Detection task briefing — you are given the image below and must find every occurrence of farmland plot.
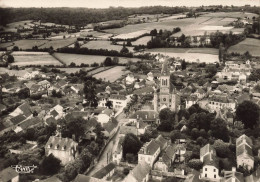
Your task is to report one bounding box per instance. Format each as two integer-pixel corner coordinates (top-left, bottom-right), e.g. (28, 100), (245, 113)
(53, 53), (141, 66)
(11, 51), (62, 66)
(112, 30), (150, 39)
(228, 38), (260, 57)
(146, 48), (219, 63)
(93, 66), (130, 82)
(39, 38), (77, 50)
(6, 39), (49, 50)
(81, 41), (123, 52)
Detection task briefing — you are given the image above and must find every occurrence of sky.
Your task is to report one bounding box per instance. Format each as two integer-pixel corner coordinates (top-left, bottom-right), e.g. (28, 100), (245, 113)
(0, 0), (259, 8)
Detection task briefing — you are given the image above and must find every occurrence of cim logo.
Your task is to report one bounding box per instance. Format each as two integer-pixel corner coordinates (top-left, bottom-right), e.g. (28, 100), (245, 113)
(11, 165), (37, 174)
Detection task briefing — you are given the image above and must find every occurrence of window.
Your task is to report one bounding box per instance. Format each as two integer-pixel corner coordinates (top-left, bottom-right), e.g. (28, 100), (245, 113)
(214, 169), (216, 172)
(205, 174), (207, 177)
(214, 175), (216, 178)
(205, 168), (207, 171)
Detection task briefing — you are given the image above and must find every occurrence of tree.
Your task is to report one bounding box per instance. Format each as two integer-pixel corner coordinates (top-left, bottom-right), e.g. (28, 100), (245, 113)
(104, 57), (113, 66)
(210, 118), (229, 142)
(126, 40), (132, 46)
(18, 88), (30, 99)
(105, 100), (113, 109)
(61, 117), (86, 141)
(122, 133), (142, 159)
(120, 43), (129, 54)
(187, 159), (203, 170)
(12, 46), (19, 51)
(83, 80), (98, 108)
(74, 41), (80, 49)
(213, 139), (231, 158)
(159, 108), (174, 121)
(236, 101), (260, 129)
(40, 154), (61, 175)
(7, 55), (14, 63)
(181, 60), (186, 70)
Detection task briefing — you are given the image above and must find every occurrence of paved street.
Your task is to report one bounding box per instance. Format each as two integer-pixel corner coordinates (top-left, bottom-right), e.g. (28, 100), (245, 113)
(87, 112), (127, 176)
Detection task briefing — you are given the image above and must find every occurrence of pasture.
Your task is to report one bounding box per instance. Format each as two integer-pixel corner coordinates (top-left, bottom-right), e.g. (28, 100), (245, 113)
(228, 38), (260, 57)
(4, 40), (48, 50)
(93, 66), (130, 82)
(112, 30), (150, 39)
(0, 42), (13, 49)
(11, 51), (62, 66)
(81, 40), (123, 52)
(105, 12), (246, 37)
(39, 38), (77, 50)
(131, 36), (152, 46)
(146, 48), (219, 63)
(53, 53), (141, 66)
(57, 67), (93, 73)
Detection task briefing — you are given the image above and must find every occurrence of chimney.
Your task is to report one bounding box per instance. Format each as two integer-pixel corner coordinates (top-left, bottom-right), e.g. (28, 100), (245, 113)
(232, 167), (236, 172)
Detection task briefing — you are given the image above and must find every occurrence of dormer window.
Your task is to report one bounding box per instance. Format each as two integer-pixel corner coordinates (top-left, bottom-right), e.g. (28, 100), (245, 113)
(55, 144), (59, 149)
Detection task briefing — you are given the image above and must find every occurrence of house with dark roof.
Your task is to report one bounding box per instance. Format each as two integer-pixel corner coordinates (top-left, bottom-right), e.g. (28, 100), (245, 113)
(92, 163), (116, 180)
(207, 93), (236, 112)
(9, 102), (32, 118)
(0, 167), (19, 182)
(138, 139), (160, 167)
(102, 118), (118, 138)
(45, 136), (78, 165)
(129, 110), (159, 124)
(199, 144), (220, 181)
(155, 135), (168, 151)
(123, 161), (150, 182)
(236, 134), (254, 170)
(14, 117), (42, 133)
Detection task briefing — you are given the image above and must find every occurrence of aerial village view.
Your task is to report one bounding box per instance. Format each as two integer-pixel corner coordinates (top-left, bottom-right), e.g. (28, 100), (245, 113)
(0, 0), (259, 181)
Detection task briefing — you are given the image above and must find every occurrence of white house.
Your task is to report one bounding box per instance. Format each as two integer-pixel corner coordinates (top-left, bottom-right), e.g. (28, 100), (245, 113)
(109, 94), (128, 111)
(199, 153), (220, 181)
(138, 139), (160, 167)
(186, 95), (198, 109)
(236, 134), (254, 170)
(207, 93), (236, 112)
(125, 73), (135, 85)
(45, 136), (78, 165)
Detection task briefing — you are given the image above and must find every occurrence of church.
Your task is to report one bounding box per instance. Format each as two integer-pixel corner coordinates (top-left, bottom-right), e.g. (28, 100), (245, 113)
(153, 59), (180, 112)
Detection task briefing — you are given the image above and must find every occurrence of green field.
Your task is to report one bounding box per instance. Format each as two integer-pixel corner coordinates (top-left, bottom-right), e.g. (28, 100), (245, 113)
(105, 12), (247, 37)
(2, 40), (48, 50)
(145, 48), (219, 63)
(81, 40), (123, 51)
(53, 53), (142, 65)
(39, 38), (77, 50)
(93, 66), (130, 82)
(228, 38), (260, 57)
(57, 67), (93, 73)
(11, 51), (62, 66)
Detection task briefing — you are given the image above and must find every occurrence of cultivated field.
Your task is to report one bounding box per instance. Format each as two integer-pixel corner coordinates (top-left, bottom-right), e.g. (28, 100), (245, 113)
(146, 48), (219, 63)
(201, 12), (259, 19)
(0, 42), (13, 49)
(105, 12), (247, 37)
(93, 66), (130, 82)
(81, 41), (123, 52)
(39, 38), (77, 50)
(4, 40), (48, 50)
(53, 53), (141, 65)
(131, 36), (152, 46)
(228, 38), (260, 57)
(112, 30), (150, 39)
(11, 51), (62, 66)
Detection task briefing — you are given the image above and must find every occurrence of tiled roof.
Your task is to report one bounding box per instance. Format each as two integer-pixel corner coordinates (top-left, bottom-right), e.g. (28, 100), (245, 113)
(0, 167), (19, 182)
(50, 109), (59, 118)
(200, 144), (215, 158)
(155, 135), (168, 150)
(19, 117), (41, 130)
(133, 86), (154, 95)
(18, 102), (32, 117)
(129, 110), (158, 121)
(30, 84), (41, 92)
(92, 163), (116, 179)
(139, 139), (160, 155)
(103, 118), (118, 133)
(165, 144), (177, 159)
(236, 144), (253, 158)
(110, 94), (127, 100)
(45, 136), (77, 152)
(57, 80), (67, 87)
(224, 170), (244, 182)
(129, 161), (150, 182)
(120, 126), (138, 135)
(10, 114), (26, 125)
(138, 120), (148, 129)
(236, 134), (253, 147)
(203, 153), (219, 169)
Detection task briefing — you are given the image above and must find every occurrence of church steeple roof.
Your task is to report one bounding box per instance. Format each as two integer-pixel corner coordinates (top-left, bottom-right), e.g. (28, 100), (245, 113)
(161, 58), (169, 75)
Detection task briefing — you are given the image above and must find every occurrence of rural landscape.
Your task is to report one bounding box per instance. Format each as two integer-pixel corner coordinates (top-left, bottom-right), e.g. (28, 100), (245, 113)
(0, 1), (260, 182)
